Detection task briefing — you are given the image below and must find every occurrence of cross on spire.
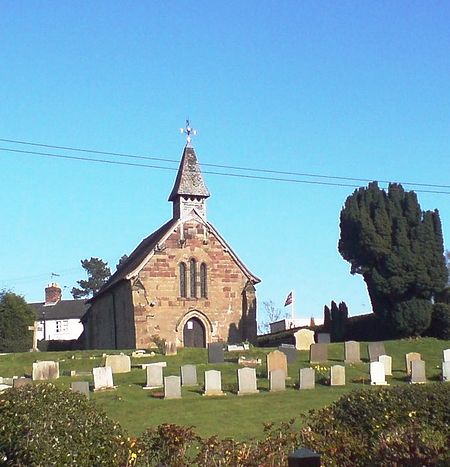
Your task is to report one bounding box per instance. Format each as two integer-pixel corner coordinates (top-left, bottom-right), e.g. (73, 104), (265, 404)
(180, 119), (197, 145)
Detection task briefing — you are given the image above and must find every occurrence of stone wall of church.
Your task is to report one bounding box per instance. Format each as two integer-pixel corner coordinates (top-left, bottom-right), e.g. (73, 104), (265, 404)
(132, 219), (257, 348)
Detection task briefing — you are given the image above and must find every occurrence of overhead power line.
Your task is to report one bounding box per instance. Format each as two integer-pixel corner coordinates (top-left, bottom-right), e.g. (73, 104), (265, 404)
(1, 137), (450, 194)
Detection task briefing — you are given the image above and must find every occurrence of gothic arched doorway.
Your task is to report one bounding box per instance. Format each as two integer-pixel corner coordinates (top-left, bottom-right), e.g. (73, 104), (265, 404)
(183, 317), (206, 348)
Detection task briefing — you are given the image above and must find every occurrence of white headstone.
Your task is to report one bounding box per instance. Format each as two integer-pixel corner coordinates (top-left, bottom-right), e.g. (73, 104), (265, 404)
(237, 367), (259, 395)
(269, 369), (286, 392)
(204, 370), (224, 396)
(93, 366), (114, 391)
(299, 368), (315, 390)
(442, 361), (450, 382)
(32, 361), (60, 381)
(330, 365), (345, 386)
(405, 352), (421, 376)
(443, 349), (450, 362)
(410, 360), (426, 384)
(294, 329), (315, 351)
(144, 363), (164, 389)
(378, 355), (392, 376)
(370, 361), (388, 385)
(181, 364), (198, 386)
(105, 354), (131, 374)
(164, 375), (181, 399)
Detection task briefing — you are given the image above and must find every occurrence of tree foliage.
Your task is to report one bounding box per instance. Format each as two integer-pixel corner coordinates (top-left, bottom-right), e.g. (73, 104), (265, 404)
(339, 182), (447, 336)
(115, 254), (129, 270)
(71, 257), (111, 299)
(0, 290), (35, 352)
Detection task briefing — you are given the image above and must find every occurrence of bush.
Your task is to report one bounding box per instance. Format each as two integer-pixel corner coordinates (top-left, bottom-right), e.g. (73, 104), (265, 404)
(387, 299), (433, 337)
(298, 384), (450, 466)
(0, 383), (130, 466)
(428, 303), (450, 339)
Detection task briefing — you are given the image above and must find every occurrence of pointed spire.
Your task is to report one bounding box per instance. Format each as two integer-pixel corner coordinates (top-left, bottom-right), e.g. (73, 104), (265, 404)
(169, 123), (210, 219)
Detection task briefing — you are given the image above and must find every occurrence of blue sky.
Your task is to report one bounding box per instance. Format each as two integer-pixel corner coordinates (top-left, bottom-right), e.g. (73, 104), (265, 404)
(0, 2), (449, 324)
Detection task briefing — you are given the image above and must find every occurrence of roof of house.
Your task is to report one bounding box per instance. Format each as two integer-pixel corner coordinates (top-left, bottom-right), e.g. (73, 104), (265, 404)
(30, 299), (88, 321)
(168, 144), (210, 201)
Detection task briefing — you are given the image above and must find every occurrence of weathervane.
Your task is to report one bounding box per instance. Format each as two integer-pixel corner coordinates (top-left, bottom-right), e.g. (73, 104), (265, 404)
(180, 119), (197, 145)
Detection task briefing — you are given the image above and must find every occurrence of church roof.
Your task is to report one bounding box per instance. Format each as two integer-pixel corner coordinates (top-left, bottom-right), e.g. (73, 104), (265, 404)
(168, 145), (210, 201)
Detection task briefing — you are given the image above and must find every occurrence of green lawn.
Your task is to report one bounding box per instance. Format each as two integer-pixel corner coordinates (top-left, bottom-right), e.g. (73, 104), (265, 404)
(0, 338), (448, 439)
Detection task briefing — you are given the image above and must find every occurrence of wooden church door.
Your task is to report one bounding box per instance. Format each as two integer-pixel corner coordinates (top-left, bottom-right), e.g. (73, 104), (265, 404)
(183, 317), (206, 348)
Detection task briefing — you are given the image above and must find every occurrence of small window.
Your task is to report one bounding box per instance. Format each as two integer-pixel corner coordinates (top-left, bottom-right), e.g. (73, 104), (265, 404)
(56, 320), (68, 333)
(179, 262), (187, 297)
(200, 263), (207, 298)
(190, 258), (197, 298)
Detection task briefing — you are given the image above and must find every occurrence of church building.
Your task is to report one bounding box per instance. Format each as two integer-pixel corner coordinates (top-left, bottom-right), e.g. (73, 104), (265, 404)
(83, 127), (260, 349)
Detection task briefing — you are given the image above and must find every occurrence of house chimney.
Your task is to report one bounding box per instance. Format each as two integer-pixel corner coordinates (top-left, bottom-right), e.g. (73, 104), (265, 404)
(45, 283), (62, 305)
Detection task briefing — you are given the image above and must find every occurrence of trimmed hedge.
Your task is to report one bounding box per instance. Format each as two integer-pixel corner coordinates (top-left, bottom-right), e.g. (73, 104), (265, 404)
(0, 383), (130, 466)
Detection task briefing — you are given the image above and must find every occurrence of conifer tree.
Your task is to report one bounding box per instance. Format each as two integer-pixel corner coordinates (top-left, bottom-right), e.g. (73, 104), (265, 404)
(339, 182), (447, 337)
(71, 257), (111, 299)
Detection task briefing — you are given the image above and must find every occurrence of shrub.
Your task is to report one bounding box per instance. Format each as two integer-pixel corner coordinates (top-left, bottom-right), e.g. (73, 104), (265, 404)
(428, 303), (450, 339)
(298, 384), (450, 466)
(387, 299), (433, 337)
(0, 383), (130, 466)
(150, 334), (166, 354)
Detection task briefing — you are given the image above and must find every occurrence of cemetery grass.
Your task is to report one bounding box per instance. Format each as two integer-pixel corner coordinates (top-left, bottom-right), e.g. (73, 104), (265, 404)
(0, 338), (448, 440)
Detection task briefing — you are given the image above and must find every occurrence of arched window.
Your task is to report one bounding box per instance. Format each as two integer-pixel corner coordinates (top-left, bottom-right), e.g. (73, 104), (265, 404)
(179, 262), (187, 297)
(190, 258), (197, 298)
(200, 263), (207, 298)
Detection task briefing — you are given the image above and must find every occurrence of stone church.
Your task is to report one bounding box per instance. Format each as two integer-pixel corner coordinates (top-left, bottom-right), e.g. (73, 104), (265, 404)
(83, 132), (260, 349)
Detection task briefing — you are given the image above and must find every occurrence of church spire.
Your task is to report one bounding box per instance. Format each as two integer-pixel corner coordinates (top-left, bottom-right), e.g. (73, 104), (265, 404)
(169, 121), (210, 220)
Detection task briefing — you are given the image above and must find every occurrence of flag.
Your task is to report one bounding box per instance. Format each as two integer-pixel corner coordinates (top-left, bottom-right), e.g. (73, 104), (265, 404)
(284, 291), (293, 307)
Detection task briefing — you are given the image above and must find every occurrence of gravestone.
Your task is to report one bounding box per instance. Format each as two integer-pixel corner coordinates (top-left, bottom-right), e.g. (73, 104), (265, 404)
(266, 350), (288, 379)
(141, 361), (167, 370)
(370, 361), (387, 385)
(164, 375), (181, 399)
(288, 447), (321, 467)
(405, 352), (421, 375)
(181, 364), (198, 386)
(410, 360), (426, 384)
(12, 377), (32, 388)
(309, 343), (328, 364)
(294, 329), (315, 351)
(237, 367), (259, 395)
(164, 341), (177, 356)
(204, 370), (224, 396)
(105, 354), (131, 374)
(443, 349), (450, 362)
(299, 368), (315, 390)
(93, 366), (114, 391)
(279, 344), (297, 364)
(227, 344), (245, 352)
(144, 364), (164, 389)
(238, 357), (262, 367)
(442, 361), (450, 382)
(344, 341), (361, 363)
(71, 381), (90, 399)
(330, 365), (345, 386)
(378, 355), (392, 376)
(368, 342), (386, 362)
(32, 361), (60, 380)
(317, 333), (331, 344)
(0, 376), (2, 384)
(0, 384), (11, 393)
(208, 343), (224, 364)
(269, 368), (286, 392)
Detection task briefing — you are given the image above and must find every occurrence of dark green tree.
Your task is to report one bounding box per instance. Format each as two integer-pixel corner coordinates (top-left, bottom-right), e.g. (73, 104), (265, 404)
(71, 257), (111, 299)
(115, 254), (129, 270)
(339, 182), (447, 337)
(0, 291), (35, 352)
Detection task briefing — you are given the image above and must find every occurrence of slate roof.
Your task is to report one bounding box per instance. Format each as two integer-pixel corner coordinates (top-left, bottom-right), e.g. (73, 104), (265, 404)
(168, 145), (210, 201)
(31, 299), (88, 321)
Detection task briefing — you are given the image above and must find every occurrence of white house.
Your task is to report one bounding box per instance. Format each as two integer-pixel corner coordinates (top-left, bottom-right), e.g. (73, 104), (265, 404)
(30, 283), (87, 341)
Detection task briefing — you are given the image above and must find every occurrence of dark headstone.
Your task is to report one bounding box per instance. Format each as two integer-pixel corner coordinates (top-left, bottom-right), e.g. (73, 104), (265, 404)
(279, 344), (297, 364)
(309, 343), (328, 363)
(288, 447), (321, 467)
(208, 343), (224, 364)
(71, 381), (90, 399)
(368, 342), (386, 362)
(317, 333), (330, 344)
(13, 377), (32, 389)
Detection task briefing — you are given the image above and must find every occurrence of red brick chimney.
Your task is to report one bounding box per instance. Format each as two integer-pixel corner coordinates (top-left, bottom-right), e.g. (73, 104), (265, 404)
(45, 283), (62, 305)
